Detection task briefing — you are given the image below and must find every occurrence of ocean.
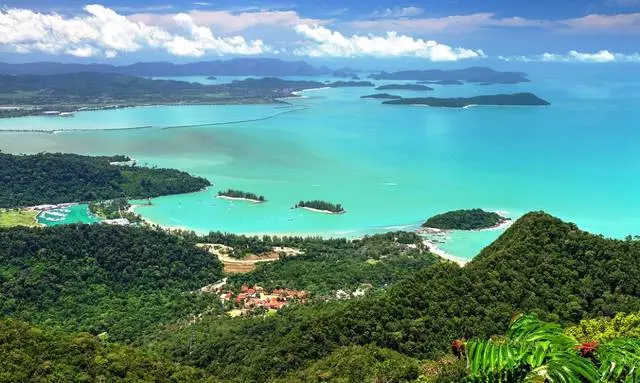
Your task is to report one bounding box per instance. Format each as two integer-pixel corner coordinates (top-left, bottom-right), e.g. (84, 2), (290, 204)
(2, 64), (639, 259)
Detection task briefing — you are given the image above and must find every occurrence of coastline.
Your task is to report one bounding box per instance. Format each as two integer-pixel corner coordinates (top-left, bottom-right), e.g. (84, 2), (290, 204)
(216, 195), (264, 203)
(298, 206), (345, 215)
(422, 239), (468, 267)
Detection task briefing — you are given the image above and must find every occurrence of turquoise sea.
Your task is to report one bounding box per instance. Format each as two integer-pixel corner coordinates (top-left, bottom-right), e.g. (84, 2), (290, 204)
(2, 64), (639, 260)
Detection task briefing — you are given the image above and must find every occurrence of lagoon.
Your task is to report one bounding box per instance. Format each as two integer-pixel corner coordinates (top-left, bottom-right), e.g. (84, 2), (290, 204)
(2, 65), (640, 259)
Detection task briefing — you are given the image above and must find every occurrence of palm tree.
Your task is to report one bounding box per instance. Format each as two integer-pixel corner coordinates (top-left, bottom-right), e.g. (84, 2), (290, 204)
(462, 315), (640, 382)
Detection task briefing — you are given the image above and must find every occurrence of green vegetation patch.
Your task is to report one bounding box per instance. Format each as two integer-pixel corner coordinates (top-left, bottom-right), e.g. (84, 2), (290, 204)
(0, 209), (39, 228)
(0, 224), (223, 343)
(0, 152), (210, 208)
(0, 318), (214, 382)
(422, 208), (507, 230)
(295, 200), (345, 213)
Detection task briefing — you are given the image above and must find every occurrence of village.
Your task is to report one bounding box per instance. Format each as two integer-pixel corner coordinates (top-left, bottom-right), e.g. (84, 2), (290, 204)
(198, 278), (309, 316)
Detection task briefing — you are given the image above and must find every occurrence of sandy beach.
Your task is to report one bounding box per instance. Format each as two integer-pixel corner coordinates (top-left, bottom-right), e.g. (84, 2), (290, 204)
(216, 195), (264, 203)
(423, 239), (468, 267)
(299, 206), (345, 215)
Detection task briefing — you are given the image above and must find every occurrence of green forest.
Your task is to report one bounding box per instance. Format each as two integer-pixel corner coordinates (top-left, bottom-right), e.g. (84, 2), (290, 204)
(217, 189), (266, 202)
(3, 212), (640, 381)
(295, 200), (345, 213)
(0, 153), (210, 207)
(422, 208), (508, 230)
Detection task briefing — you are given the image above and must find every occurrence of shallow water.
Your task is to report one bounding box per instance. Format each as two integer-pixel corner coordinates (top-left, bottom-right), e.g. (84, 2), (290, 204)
(3, 66), (640, 259)
(37, 204), (101, 226)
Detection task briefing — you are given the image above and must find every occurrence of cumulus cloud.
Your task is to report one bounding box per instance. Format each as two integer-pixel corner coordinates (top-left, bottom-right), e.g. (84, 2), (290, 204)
(129, 9), (329, 34)
(293, 24), (485, 61)
(0, 4), (270, 58)
(499, 50), (640, 63)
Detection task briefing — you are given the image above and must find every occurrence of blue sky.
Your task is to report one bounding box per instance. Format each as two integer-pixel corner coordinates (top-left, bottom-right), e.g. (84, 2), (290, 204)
(1, 0), (639, 65)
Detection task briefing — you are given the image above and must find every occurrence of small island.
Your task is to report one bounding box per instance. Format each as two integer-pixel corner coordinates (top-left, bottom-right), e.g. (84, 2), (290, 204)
(294, 200), (345, 214)
(422, 209), (509, 230)
(375, 84), (434, 91)
(382, 93), (550, 108)
(217, 189), (266, 203)
(206, 76), (217, 80)
(361, 93), (402, 100)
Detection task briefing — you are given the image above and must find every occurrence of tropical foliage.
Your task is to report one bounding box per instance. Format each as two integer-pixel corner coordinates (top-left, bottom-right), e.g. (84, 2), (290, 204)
(0, 224), (223, 342)
(464, 315), (640, 382)
(0, 318), (214, 383)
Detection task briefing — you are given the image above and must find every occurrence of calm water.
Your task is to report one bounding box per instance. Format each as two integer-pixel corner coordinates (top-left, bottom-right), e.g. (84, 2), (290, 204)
(2, 65), (640, 259)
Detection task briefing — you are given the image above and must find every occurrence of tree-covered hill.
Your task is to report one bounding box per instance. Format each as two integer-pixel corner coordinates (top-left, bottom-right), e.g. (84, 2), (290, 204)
(0, 224), (223, 343)
(0, 152), (210, 207)
(0, 318), (214, 383)
(147, 212), (640, 381)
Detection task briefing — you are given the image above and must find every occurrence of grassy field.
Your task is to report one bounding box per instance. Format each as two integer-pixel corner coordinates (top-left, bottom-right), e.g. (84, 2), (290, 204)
(0, 209), (40, 228)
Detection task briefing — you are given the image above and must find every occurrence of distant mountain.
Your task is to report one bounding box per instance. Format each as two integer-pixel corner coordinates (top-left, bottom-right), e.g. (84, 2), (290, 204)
(368, 66), (531, 84)
(0, 58), (333, 77)
(383, 93), (550, 108)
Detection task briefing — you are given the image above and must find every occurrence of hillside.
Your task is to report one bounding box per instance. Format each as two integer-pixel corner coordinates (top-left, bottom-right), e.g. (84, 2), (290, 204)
(0, 153), (210, 207)
(0, 318), (214, 382)
(147, 212), (640, 381)
(0, 224), (224, 342)
(0, 58), (332, 77)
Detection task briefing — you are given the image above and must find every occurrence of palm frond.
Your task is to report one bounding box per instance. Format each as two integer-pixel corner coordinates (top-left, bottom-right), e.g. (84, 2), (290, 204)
(508, 315), (578, 351)
(598, 338), (640, 382)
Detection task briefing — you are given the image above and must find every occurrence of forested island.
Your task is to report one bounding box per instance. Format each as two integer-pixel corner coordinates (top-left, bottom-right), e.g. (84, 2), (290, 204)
(422, 208), (509, 230)
(0, 153), (210, 207)
(0, 74), (373, 118)
(368, 67), (531, 84)
(361, 93), (403, 99)
(294, 200), (345, 214)
(383, 93), (550, 108)
(375, 84), (434, 91)
(217, 189), (266, 202)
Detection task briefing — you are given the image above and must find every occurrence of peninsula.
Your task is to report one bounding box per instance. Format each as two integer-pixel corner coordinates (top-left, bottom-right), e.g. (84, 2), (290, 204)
(217, 189), (266, 203)
(361, 93), (402, 100)
(0, 152), (210, 207)
(375, 84), (434, 91)
(368, 67), (530, 84)
(0, 74), (373, 118)
(294, 200), (345, 214)
(382, 93), (550, 108)
(422, 208), (510, 230)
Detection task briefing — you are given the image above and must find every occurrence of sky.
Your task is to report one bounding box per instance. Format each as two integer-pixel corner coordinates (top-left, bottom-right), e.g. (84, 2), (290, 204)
(1, 0), (639, 65)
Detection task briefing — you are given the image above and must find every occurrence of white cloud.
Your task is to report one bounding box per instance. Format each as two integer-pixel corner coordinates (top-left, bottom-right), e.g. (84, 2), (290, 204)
(0, 4), (270, 58)
(293, 24), (485, 61)
(129, 9), (329, 34)
(499, 50), (640, 63)
(349, 12), (640, 35)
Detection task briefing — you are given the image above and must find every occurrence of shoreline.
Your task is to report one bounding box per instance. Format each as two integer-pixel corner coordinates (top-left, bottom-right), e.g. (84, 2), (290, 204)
(216, 195), (264, 203)
(422, 239), (468, 267)
(298, 206), (346, 215)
